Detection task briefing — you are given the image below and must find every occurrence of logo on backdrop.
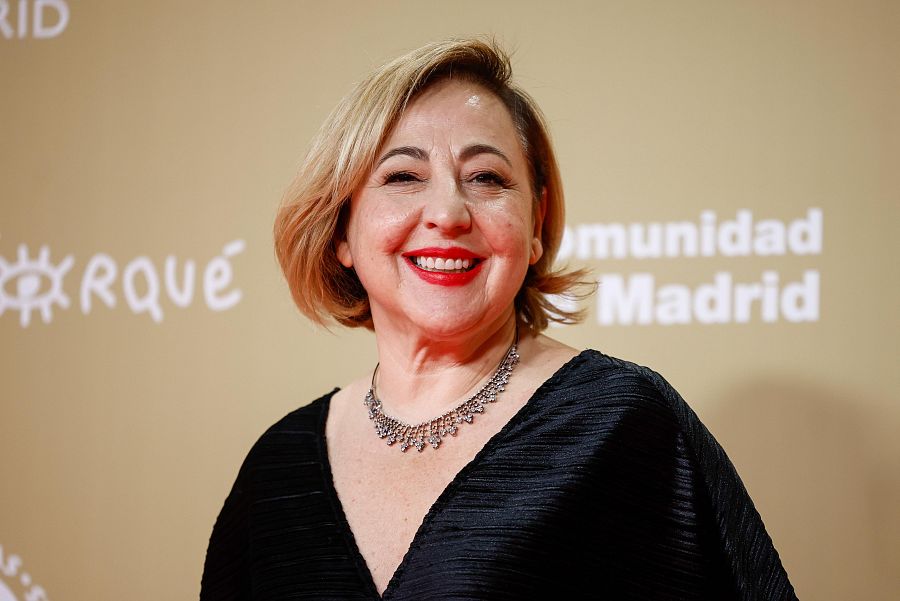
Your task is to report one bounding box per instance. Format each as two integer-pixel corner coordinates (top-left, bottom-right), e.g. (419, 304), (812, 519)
(0, 239), (246, 327)
(0, 542), (47, 601)
(555, 207), (823, 326)
(0, 0), (68, 40)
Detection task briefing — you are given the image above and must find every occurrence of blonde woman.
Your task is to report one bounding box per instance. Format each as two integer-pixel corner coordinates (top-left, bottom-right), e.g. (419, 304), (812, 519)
(201, 39), (796, 600)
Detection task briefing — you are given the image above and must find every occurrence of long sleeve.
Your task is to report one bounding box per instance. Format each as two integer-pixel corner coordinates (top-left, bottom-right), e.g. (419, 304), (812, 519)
(639, 362), (798, 600)
(200, 464), (252, 601)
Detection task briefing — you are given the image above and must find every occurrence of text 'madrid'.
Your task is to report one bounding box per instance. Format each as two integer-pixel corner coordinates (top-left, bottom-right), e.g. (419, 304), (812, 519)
(554, 208), (823, 326)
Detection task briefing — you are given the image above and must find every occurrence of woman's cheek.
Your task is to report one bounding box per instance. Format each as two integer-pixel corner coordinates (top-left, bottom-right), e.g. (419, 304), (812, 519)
(361, 201), (419, 252)
(479, 211), (533, 256)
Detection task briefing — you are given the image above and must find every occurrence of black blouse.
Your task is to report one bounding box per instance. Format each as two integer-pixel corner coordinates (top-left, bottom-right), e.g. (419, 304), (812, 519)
(201, 350), (797, 600)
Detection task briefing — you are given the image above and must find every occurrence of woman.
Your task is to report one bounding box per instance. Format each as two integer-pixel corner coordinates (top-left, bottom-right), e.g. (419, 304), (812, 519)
(201, 39), (797, 600)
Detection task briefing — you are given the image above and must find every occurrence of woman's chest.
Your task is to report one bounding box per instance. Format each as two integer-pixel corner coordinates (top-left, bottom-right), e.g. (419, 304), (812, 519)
(322, 428), (623, 599)
(328, 434), (488, 595)
(323, 381), (537, 594)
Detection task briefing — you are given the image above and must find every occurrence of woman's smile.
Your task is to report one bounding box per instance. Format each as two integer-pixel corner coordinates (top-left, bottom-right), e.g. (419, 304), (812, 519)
(410, 257), (477, 273)
(403, 246), (485, 285)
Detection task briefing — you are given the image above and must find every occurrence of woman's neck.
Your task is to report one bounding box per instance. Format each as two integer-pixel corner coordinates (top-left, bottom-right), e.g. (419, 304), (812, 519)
(368, 313), (519, 423)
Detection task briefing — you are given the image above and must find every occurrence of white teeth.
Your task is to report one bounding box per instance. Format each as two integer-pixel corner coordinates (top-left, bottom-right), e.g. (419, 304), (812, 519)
(411, 256), (477, 273)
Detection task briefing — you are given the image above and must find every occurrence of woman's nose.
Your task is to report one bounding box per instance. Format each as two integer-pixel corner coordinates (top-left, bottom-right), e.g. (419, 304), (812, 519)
(422, 181), (472, 234)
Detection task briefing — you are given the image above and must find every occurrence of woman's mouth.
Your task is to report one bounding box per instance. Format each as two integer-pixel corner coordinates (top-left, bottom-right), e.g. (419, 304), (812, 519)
(403, 248), (485, 286)
(408, 256), (481, 273)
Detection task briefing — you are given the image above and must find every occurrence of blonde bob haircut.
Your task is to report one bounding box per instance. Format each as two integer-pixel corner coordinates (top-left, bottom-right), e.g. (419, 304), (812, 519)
(274, 38), (587, 333)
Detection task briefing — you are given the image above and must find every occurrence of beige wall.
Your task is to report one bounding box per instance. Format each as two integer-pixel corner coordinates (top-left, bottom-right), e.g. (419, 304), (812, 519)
(1, 1), (898, 599)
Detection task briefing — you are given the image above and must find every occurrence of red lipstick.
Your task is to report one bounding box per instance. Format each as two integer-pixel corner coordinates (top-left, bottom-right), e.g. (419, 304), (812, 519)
(403, 247), (485, 287)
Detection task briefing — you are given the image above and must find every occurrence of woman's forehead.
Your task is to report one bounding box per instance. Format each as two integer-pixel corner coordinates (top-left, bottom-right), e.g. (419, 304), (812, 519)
(409, 79), (504, 116)
(382, 79), (522, 157)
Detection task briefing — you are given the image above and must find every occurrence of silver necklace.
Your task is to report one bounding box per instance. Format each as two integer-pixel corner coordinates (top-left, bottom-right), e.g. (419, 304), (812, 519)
(363, 334), (520, 453)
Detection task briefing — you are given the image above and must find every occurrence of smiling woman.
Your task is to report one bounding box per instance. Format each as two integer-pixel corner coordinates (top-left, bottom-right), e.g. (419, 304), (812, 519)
(200, 38), (798, 600)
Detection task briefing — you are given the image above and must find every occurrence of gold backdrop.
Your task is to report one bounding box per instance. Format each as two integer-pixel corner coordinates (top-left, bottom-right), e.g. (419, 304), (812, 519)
(1, 1), (898, 599)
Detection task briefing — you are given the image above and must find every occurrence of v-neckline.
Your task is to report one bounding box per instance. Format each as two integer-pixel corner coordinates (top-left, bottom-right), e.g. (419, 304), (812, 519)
(316, 349), (591, 600)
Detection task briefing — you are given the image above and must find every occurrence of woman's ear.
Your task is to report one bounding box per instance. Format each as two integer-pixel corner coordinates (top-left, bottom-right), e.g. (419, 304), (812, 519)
(335, 199), (354, 268)
(530, 238), (543, 265)
(529, 187), (547, 265)
(336, 239), (353, 268)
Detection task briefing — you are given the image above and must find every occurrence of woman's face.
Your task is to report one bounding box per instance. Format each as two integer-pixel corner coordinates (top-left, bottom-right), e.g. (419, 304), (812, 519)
(337, 78), (543, 342)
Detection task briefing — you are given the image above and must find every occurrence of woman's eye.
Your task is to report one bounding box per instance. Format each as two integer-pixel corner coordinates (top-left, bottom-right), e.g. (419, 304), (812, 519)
(469, 171), (509, 187)
(384, 171), (421, 184)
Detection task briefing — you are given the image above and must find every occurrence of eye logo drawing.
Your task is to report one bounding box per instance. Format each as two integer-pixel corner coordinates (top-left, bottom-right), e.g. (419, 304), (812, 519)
(0, 245), (74, 328)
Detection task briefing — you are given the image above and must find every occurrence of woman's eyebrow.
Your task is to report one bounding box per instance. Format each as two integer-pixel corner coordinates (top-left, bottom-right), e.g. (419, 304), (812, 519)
(459, 144), (512, 167)
(376, 146), (428, 166)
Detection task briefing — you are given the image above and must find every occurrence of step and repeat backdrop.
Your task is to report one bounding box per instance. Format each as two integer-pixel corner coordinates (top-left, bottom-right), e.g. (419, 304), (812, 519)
(2, 1), (898, 599)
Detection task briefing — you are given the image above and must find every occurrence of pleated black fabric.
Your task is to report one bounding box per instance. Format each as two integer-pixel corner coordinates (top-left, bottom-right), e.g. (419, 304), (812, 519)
(201, 350), (797, 600)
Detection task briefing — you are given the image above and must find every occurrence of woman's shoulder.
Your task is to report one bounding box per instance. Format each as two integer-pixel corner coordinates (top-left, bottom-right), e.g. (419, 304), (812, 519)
(548, 348), (685, 412)
(564, 348), (744, 496)
(546, 348), (719, 453)
(237, 388), (338, 473)
(261, 387), (335, 436)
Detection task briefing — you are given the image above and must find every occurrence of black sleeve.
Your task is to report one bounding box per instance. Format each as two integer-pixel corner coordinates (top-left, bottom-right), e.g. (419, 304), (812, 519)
(200, 462), (252, 601)
(639, 364), (799, 601)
